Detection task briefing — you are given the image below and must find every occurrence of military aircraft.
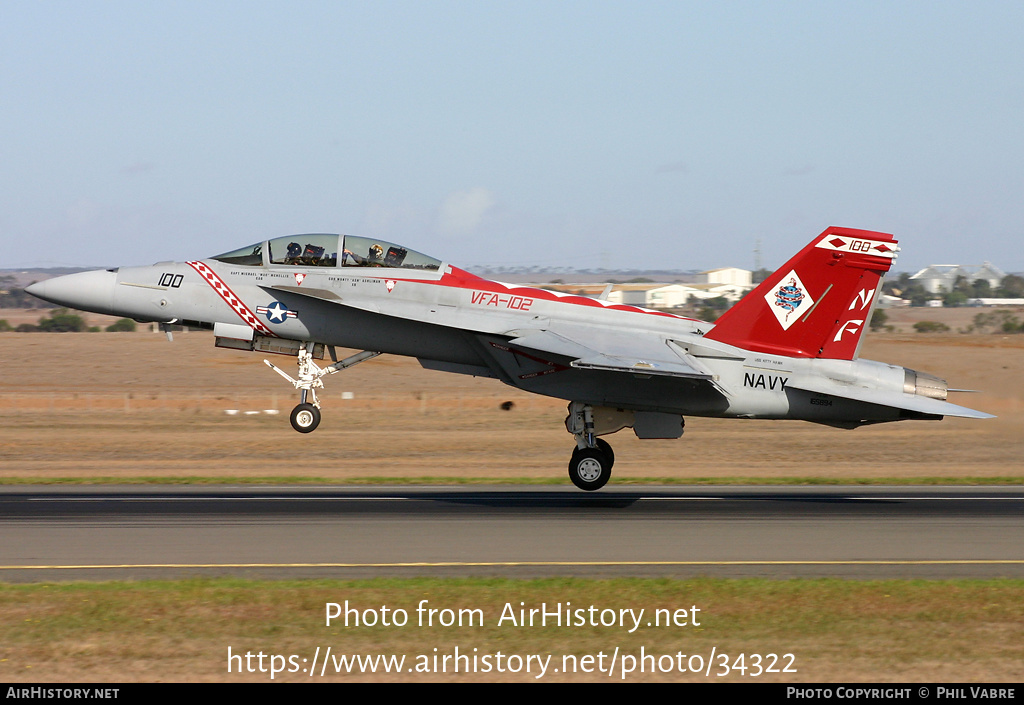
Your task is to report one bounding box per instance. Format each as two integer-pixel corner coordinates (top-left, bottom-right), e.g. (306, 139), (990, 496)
(27, 226), (992, 490)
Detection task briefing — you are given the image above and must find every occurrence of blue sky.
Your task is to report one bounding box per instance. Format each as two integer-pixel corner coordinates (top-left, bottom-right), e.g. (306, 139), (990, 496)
(2, 1), (1022, 273)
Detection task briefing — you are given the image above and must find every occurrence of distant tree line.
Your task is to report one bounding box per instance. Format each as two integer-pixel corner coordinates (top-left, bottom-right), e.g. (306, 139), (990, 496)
(0, 308), (137, 333)
(882, 273), (1024, 307)
(965, 310), (1024, 334)
(0, 275), (54, 309)
(907, 311), (1024, 335)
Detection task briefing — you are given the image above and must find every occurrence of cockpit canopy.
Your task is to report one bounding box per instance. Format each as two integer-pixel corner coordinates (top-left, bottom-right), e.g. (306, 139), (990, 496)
(211, 234), (442, 271)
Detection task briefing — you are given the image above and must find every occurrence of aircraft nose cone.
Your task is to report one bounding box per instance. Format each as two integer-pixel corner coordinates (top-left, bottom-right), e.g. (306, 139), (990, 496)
(25, 269), (118, 315)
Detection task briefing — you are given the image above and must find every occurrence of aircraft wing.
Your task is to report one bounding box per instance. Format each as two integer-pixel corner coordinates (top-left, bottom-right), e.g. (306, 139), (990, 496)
(268, 284), (713, 380)
(788, 377), (996, 419)
(507, 325), (714, 380)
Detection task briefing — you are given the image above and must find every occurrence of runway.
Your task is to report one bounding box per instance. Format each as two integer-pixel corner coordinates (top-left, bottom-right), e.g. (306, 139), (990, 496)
(2, 485), (1023, 581)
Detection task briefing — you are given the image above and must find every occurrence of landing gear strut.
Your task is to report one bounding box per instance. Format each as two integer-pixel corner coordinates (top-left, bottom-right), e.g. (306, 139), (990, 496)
(565, 401), (614, 491)
(265, 344), (380, 433)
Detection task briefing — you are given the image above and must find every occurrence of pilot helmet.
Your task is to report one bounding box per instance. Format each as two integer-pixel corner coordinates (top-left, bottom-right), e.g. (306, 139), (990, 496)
(369, 244), (384, 261)
(287, 242), (302, 258)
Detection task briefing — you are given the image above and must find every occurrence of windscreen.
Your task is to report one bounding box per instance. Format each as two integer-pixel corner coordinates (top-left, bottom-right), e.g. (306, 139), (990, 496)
(211, 242), (264, 266)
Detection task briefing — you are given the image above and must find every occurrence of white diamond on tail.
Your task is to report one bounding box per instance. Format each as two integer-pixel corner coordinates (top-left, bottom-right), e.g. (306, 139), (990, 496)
(765, 270), (815, 330)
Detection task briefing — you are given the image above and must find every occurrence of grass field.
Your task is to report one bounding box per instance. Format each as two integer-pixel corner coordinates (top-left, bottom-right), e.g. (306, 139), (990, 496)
(3, 578), (1023, 682)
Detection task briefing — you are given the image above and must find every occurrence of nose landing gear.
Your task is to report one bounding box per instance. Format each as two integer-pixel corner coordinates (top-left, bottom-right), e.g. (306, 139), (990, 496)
(264, 344), (380, 433)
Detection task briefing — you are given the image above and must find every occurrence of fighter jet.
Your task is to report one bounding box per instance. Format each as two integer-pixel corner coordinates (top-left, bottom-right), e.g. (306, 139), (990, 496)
(27, 226), (992, 490)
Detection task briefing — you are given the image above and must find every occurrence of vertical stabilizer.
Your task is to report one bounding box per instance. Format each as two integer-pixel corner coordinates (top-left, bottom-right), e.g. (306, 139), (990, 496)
(704, 227), (898, 360)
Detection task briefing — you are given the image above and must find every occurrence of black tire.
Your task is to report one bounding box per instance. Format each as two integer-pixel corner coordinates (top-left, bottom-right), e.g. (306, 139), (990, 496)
(568, 447), (612, 491)
(595, 437), (615, 469)
(290, 403), (321, 433)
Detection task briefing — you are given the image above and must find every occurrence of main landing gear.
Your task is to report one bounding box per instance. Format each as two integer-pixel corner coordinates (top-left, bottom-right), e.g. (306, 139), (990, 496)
(264, 344), (380, 433)
(565, 402), (614, 491)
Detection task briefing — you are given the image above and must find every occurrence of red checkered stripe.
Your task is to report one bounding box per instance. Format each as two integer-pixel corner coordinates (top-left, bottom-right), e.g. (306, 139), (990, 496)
(186, 261), (275, 336)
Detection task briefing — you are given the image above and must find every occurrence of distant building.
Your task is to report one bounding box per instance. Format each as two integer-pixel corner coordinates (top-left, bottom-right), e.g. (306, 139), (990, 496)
(683, 283), (750, 303)
(910, 262), (1006, 294)
(607, 284), (694, 308)
(700, 267), (752, 287)
(878, 293), (909, 308)
(607, 282), (748, 308)
(532, 266), (755, 310)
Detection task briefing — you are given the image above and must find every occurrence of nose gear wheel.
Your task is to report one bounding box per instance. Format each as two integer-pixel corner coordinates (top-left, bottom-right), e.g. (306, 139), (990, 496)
(265, 345), (380, 433)
(290, 403), (321, 433)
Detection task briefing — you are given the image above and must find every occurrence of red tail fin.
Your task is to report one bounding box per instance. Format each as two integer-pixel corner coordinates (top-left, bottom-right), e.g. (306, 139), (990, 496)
(704, 226), (898, 360)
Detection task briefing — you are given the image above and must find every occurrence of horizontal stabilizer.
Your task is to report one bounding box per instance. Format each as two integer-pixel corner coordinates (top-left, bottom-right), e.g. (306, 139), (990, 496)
(789, 378), (995, 419)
